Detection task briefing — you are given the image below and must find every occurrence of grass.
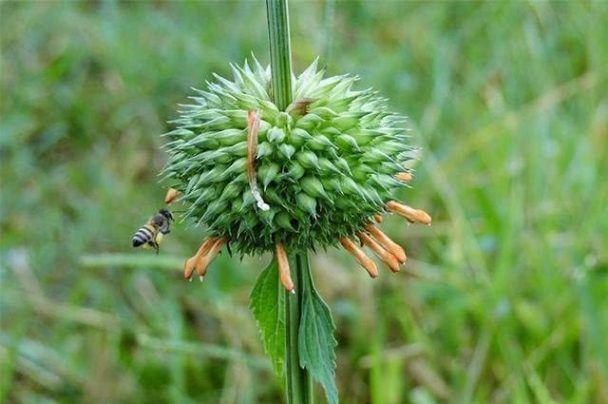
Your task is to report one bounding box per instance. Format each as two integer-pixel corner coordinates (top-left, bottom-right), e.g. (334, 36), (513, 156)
(1, 1), (607, 402)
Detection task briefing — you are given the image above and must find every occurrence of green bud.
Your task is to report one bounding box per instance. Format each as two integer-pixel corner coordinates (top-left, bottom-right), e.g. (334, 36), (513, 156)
(258, 162), (280, 189)
(219, 109), (247, 122)
(334, 157), (352, 175)
(296, 151), (320, 170)
(276, 211), (296, 231)
(263, 188), (285, 207)
(267, 127), (286, 143)
(279, 144), (296, 160)
(296, 193), (317, 217)
(256, 142), (273, 158)
(346, 129), (375, 146)
(186, 174), (200, 195)
(199, 116), (232, 131)
(341, 177), (367, 200)
(221, 158), (247, 181)
(221, 182), (242, 200)
(186, 134), (220, 149)
(275, 111), (292, 128)
(259, 208), (277, 227)
(231, 197), (243, 213)
(307, 134), (337, 152)
(195, 165), (225, 186)
(295, 113), (322, 131)
(242, 191), (255, 208)
(336, 134), (360, 151)
(320, 126), (341, 139)
(362, 148), (392, 164)
(301, 177), (330, 201)
(235, 93), (259, 110)
(318, 158), (341, 175)
(163, 128), (193, 138)
(237, 65), (269, 100)
(256, 120), (272, 141)
(352, 164), (373, 182)
(285, 161), (305, 181)
(201, 199), (228, 222)
(322, 177), (344, 194)
(289, 128), (312, 147)
(214, 128), (246, 146)
(335, 197), (357, 210)
(332, 113), (365, 131)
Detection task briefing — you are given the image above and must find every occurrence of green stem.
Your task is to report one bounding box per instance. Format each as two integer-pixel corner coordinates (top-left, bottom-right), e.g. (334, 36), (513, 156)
(266, 0), (293, 111)
(285, 251), (314, 404)
(266, 1), (311, 401)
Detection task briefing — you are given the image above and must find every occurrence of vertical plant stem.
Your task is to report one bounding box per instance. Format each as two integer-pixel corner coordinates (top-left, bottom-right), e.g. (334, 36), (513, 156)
(285, 251), (314, 404)
(266, 1), (312, 401)
(266, 0), (293, 111)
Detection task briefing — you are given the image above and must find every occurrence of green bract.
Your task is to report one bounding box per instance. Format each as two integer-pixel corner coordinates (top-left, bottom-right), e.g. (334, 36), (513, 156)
(162, 58), (414, 255)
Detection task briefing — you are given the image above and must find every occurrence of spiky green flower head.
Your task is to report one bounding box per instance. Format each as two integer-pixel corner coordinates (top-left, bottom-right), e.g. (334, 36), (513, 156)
(162, 58), (415, 255)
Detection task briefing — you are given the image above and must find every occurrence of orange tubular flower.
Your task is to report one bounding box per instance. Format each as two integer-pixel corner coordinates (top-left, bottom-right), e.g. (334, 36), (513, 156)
(339, 237), (378, 278)
(395, 172), (413, 182)
(195, 238), (226, 280)
(386, 201), (432, 225)
(183, 238), (225, 281)
(357, 231), (400, 273)
(364, 224), (407, 264)
(276, 243), (295, 293)
(165, 188), (182, 205)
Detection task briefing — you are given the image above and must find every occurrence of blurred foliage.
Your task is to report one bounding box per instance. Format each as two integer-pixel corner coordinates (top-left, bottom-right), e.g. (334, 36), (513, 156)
(1, 1), (607, 403)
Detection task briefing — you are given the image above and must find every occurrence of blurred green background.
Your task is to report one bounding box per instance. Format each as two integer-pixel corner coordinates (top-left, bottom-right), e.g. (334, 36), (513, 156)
(1, 1), (607, 403)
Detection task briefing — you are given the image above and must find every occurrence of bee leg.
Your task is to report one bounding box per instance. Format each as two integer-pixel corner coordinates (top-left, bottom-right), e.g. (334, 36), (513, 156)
(148, 241), (160, 254)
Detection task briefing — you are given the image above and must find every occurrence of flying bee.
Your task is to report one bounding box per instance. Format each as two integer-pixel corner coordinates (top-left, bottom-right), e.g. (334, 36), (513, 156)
(132, 208), (174, 254)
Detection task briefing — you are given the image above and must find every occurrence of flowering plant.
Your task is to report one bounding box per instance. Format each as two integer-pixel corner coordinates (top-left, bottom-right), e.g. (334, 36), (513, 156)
(161, 1), (430, 402)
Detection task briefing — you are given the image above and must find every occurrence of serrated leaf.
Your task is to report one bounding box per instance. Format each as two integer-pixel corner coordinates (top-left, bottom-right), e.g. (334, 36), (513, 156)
(299, 269), (339, 404)
(249, 258), (285, 377)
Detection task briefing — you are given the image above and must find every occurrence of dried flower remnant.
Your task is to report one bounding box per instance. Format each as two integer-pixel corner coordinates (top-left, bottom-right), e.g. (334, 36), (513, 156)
(246, 110), (270, 211)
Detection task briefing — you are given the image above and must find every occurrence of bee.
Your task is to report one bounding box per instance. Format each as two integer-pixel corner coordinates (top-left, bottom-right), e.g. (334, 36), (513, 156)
(132, 208), (174, 254)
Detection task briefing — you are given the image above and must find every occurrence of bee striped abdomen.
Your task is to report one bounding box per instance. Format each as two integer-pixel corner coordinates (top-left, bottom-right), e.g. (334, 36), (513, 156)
(132, 224), (156, 247)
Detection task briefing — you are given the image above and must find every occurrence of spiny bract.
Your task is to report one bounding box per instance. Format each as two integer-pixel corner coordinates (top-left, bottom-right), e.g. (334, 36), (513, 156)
(162, 58), (415, 255)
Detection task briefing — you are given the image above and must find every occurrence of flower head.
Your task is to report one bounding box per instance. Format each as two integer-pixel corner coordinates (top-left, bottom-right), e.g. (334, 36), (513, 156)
(162, 58), (430, 281)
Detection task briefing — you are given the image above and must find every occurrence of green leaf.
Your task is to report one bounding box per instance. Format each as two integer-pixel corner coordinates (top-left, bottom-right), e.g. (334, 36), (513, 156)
(249, 258), (285, 377)
(299, 268), (339, 404)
